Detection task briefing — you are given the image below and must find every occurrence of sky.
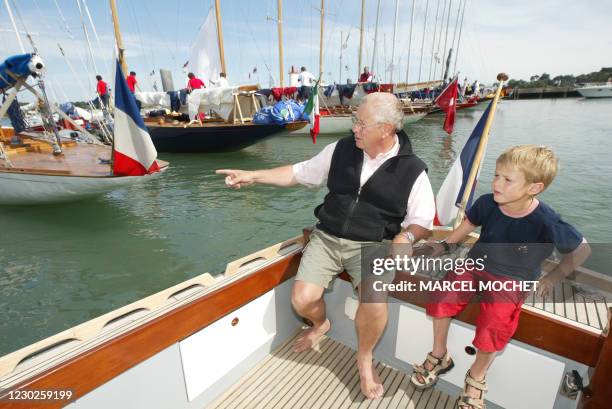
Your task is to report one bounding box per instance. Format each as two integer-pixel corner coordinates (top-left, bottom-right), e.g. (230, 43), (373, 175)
(0, 0), (610, 102)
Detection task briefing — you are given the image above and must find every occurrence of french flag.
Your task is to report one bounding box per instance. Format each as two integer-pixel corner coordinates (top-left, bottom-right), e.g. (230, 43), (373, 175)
(435, 101), (493, 225)
(112, 59), (160, 176)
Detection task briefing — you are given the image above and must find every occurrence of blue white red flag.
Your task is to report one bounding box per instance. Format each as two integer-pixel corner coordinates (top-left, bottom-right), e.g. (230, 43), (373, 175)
(435, 100), (493, 225)
(112, 59), (160, 176)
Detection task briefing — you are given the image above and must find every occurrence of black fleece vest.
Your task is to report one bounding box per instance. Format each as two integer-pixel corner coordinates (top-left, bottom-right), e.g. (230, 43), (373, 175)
(314, 130), (427, 241)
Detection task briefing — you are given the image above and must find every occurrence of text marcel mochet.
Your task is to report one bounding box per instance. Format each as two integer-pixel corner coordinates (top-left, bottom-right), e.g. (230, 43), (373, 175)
(370, 255), (539, 292)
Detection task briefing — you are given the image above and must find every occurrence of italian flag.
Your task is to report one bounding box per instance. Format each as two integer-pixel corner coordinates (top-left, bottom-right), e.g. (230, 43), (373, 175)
(304, 83), (320, 144)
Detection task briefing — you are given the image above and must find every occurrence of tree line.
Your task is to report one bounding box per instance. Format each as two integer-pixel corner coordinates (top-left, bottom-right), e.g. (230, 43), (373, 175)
(507, 67), (612, 88)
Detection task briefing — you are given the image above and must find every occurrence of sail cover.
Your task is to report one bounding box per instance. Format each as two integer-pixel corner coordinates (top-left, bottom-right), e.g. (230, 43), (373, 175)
(188, 8), (222, 86)
(113, 59), (160, 176)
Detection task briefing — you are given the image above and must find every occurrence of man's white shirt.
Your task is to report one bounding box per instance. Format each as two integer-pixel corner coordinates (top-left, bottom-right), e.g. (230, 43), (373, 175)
(293, 136), (435, 230)
(298, 71), (316, 87)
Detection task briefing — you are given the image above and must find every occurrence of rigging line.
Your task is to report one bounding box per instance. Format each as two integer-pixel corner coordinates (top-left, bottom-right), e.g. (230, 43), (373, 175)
(440, 0), (452, 79)
(453, 0), (467, 76)
(238, 0), (272, 79)
(417, 0), (429, 82)
(427, 0), (441, 82)
(433, 0), (446, 80)
(405, 0), (416, 83)
(7, 0), (27, 52)
(449, 0), (462, 76)
(30, 0), (74, 103)
(127, 0), (156, 89)
(51, 0), (94, 96)
(81, 0), (110, 75)
(173, 0), (182, 68)
(75, 0), (99, 75)
(322, 0), (345, 80)
(371, 0), (381, 74)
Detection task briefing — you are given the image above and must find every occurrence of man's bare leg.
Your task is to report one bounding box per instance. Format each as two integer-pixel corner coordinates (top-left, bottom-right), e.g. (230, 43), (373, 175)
(291, 280), (331, 352)
(355, 292), (388, 399)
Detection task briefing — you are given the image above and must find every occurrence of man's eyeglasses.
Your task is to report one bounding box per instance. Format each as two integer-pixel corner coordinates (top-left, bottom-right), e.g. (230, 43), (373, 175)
(351, 114), (380, 129)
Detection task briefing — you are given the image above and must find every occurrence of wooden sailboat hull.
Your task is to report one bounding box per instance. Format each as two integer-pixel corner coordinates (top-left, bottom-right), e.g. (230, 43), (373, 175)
(147, 122), (306, 153)
(0, 167), (166, 205)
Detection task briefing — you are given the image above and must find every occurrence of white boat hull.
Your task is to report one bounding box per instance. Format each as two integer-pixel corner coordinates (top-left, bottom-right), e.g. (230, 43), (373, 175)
(290, 112), (427, 135)
(576, 84), (612, 98)
(0, 169), (165, 205)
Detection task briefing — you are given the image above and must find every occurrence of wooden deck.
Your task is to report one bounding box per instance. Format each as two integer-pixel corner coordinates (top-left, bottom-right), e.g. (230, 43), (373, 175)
(1, 132), (113, 176)
(208, 332), (454, 409)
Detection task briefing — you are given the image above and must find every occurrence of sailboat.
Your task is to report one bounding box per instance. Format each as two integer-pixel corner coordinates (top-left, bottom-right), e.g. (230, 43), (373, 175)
(1, 72), (610, 408)
(0, 54), (167, 205)
(131, 3), (306, 153)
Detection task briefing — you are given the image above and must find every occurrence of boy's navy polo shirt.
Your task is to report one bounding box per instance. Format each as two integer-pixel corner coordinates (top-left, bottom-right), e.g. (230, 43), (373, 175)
(465, 194), (584, 281)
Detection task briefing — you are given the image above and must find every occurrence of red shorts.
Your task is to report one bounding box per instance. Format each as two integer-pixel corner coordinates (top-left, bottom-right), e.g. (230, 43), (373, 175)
(425, 268), (527, 352)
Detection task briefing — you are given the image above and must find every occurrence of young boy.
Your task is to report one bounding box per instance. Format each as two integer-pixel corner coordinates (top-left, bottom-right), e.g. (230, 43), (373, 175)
(410, 145), (591, 408)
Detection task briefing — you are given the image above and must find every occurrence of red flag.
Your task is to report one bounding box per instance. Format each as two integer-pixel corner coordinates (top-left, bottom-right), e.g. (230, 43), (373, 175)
(436, 78), (458, 134)
(310, 114), (320, 144)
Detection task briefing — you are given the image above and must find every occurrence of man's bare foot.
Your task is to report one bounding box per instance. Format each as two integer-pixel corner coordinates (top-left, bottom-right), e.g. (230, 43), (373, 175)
(293, 319), (331, 352)
(357, 354), (384, 399)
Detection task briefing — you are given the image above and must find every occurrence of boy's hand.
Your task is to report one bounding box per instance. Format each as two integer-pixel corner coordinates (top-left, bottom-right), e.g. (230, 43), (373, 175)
(536, 272), (561, 298)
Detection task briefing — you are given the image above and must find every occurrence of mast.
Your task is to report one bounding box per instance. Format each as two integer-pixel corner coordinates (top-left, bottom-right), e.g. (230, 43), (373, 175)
(214, 0), (227, 73)
(441, 0), (452, 80)
(453, 0), (467, 75)
(390, 0), (400, 83)
(319, 0), (325, 80)
(357, 0), (365, 79)
(109, 0), (127, 75)
(4, 0), (25, 53)
(418, 0), (430, 82)
(339, 32), (343, 83)
(427, 0), (441, 81)
(405, 0), (416, 82)
(277, 0), (284, 87)
(371, 0), (381, 75)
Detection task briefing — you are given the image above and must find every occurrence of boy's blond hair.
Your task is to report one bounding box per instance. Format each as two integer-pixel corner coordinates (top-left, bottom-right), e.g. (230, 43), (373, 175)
(496, 145), (558, 188)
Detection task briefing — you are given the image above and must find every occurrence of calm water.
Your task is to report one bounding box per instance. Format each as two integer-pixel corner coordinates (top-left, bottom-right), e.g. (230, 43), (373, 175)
(1, 98), (611, 356)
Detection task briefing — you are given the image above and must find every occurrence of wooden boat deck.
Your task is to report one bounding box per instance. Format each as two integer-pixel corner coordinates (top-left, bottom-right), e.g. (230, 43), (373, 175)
(1, 133), (112, 176)
(208, 332), (454, 409)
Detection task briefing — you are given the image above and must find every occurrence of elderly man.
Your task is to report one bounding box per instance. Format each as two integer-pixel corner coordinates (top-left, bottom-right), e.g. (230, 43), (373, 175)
(216, 92), (435, 399)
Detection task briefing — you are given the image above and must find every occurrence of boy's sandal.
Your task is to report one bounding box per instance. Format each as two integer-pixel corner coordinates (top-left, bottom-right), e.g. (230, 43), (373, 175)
(410, 351), (454, 389)
(455, 370), (487, 409)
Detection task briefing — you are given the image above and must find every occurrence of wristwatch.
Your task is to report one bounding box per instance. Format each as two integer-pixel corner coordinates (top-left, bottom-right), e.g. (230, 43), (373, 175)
(401, 231), (415, 244)
(438, 240), (457, 253)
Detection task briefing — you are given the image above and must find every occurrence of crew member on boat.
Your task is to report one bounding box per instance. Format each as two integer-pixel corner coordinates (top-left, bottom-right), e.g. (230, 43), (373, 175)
(187, 72), (205, 92)
(216, 92), (435, 399)
(359, 66), (374, 82)
(297, 66), (315, 101)
(126, 71), (138, 93)
(96, 75), (109, 108)
(210, 72), (229, 88)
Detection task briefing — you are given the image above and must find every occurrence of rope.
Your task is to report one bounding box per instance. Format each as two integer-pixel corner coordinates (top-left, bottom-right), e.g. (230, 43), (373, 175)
(453, 0), (468, 76)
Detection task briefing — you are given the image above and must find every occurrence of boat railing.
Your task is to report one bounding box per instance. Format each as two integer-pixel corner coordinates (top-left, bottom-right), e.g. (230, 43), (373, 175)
(0, 234), (305, 383)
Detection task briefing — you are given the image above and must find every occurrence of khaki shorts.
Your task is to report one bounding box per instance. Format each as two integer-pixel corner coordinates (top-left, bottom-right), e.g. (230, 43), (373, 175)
(296, 227), (395, 290)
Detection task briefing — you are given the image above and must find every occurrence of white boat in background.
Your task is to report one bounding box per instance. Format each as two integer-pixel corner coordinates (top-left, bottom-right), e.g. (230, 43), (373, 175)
(576, 83), (612, 98)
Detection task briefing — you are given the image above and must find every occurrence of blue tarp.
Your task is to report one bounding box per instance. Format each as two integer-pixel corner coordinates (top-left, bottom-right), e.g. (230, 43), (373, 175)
(253, 100), (308, 125)
(0, 54), (35, 92)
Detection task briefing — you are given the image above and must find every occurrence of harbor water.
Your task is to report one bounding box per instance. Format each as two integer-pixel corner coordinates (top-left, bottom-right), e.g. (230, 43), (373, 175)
(1, 98), (611, 356)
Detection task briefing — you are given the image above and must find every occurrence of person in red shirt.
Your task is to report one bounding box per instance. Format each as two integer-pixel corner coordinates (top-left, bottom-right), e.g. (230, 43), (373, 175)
(96, 75), (109, 108)
(358, 66), (374, 83)
(187, 72), (205, 92)
(126, 71), (138, 93)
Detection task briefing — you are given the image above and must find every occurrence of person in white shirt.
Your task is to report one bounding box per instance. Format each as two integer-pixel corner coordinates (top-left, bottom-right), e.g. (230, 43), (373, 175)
(216, 93), (435, 400)
(211, 72), (229, 88)
(298, 66), (316, 100)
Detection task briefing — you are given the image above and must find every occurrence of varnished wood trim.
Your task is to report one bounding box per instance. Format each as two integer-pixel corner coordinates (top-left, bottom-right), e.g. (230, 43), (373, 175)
(341, 271), (604, 367)
(0, 254), (300, 408)
(583, 308), (612, 409)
